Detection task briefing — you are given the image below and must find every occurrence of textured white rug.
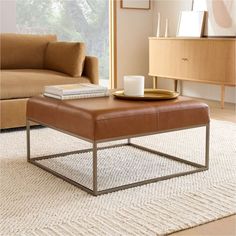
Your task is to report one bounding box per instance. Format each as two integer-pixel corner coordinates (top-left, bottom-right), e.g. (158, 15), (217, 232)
(0, 120), (235, 236)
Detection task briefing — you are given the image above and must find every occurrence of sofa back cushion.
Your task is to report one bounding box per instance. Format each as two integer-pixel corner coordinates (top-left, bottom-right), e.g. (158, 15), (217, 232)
(44, 42), (86, 77)
(0, 33), (57, 69)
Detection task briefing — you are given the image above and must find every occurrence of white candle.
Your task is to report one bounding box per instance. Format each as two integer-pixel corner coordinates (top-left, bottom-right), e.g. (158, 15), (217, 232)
(124, 76), (144, 96)
(156, 12), (161, 37)
(164, 18), (168, 37)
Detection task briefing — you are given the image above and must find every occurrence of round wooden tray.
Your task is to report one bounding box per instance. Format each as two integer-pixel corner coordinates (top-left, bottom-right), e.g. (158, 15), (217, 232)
(112, 89), (179, 101)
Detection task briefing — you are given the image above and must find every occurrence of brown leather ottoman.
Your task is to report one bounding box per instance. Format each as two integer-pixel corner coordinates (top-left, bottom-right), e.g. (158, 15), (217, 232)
(26, 95), (210, 196)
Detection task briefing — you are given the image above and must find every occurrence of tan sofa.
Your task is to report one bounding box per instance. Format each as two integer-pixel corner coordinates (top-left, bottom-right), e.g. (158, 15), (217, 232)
(0, 33), (98, 129)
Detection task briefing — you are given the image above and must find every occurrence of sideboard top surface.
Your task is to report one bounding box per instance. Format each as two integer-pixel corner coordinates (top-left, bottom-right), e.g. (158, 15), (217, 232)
(149, 37), (236, 41)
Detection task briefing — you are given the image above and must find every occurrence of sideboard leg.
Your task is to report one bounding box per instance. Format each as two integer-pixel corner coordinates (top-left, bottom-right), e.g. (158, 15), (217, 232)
(153, 76), (158, 89)
(179, 81), (183, 95)
(221, 85), (225, 109)
(174, 80), (178, 92)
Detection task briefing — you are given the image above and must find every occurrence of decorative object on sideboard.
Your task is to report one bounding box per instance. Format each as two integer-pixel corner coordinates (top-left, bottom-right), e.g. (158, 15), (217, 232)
(164, 18), (169, 37)
(156, 12), (161, 37)
(121, 0), (150, 10)
(123, 75), (144, 96)
(177, 11), (206, 37)
(193, 0), (236, 37)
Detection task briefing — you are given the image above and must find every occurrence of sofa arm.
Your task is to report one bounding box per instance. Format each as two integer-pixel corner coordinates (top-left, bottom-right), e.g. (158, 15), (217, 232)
(82, 56), (99, 84)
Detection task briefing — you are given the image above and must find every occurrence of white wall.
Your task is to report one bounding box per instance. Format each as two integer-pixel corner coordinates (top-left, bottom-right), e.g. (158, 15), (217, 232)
(153, 0), (236, 103)
(116, 0), (154, 88)
(152, 0), (192, 37)
(0, 0), (16, 32)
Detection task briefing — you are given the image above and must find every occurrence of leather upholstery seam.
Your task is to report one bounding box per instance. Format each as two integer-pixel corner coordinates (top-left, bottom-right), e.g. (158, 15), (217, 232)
(95, 113), (156, 122)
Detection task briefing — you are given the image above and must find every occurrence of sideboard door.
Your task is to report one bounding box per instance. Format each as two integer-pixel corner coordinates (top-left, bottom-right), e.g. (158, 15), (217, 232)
(149, 39), (185, 79)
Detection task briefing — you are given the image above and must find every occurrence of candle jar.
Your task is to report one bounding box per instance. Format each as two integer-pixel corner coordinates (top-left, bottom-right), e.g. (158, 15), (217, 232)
(124, 75), (144, 96)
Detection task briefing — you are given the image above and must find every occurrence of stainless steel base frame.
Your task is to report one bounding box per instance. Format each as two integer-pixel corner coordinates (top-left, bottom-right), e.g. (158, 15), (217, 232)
(26, 120), (210, 196)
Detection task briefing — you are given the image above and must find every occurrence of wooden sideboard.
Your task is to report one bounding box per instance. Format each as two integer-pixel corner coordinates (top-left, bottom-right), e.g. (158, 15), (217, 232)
(149, 37), (236, 108)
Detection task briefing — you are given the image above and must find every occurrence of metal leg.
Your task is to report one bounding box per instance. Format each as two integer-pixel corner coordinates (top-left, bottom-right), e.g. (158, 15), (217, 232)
(27, 121), (210, 196)
(93, 142), (98, 195)
(205, 123), (210, 168)
(26, 120), (30, 162)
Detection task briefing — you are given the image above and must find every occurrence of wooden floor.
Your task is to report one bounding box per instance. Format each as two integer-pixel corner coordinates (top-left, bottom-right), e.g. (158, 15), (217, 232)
(170, 215), (236, 236)
(170, 98), (236, 236)
(202, 99), (236, 123)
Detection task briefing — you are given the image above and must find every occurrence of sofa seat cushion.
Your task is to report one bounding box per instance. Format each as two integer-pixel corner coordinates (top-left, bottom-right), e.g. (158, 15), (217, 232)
(0, 69), (91, 99)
